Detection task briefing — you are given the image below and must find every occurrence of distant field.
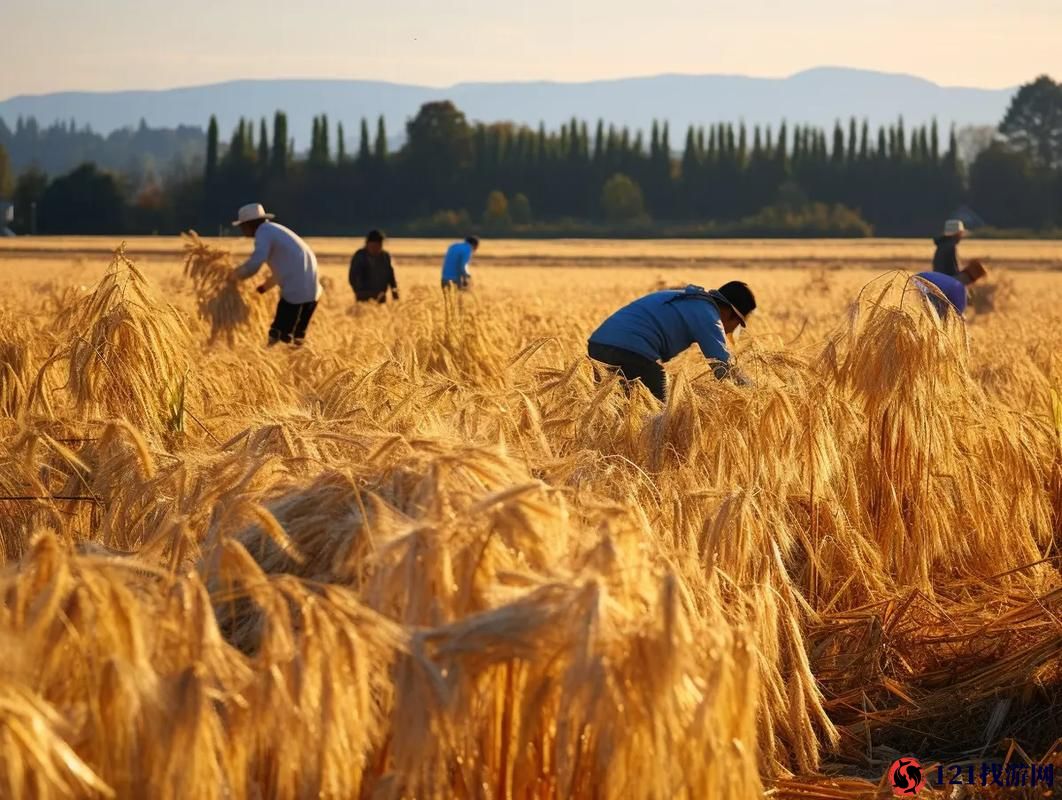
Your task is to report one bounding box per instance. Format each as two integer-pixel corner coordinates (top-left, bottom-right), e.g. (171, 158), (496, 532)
(2, 235), (1061, 270)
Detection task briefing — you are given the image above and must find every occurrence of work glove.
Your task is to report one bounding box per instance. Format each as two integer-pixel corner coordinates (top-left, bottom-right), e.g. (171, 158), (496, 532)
(391, 288), (399, 301)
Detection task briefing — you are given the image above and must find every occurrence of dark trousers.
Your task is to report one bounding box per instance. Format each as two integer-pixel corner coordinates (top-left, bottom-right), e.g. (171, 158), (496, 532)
(587, 341), (666, 401)
(269, 299), (317, 346)
(355, 292), (388, 304)
(442, 276), (470, 291)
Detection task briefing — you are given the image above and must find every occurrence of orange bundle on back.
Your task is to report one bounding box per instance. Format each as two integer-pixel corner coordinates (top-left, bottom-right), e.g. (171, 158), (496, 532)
(181, 230), (270, 343)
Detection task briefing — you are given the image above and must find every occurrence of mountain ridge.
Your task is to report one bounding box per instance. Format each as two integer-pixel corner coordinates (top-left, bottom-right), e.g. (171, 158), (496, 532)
(0, 67), (1015, 149)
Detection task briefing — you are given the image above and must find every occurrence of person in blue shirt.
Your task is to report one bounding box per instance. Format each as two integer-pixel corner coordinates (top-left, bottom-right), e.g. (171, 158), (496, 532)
(587, 281), (757, 402)
(441, 236), (480, 290)
(913, 262), (987, 317)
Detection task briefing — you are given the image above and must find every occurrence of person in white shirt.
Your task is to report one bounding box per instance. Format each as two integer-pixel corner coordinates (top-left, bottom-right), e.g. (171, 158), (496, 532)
(229, 203), (323, 347)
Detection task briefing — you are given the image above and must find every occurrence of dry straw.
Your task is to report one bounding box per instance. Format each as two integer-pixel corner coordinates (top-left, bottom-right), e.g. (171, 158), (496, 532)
(0, 248), (1059, 798)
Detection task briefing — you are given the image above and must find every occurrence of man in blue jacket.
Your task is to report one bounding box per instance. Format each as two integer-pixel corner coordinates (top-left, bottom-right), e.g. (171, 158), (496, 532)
(914, 262), (987, 318)
(587, 281), (757, 401)
(441, 236), (479, 290)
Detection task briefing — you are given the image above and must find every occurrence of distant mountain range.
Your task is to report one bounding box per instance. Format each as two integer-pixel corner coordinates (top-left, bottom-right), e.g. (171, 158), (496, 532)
(0, 67), (1014, 151)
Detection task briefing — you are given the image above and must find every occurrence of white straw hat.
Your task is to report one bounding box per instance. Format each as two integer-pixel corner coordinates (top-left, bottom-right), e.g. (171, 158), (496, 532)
(943, 219), (965, 236)
(232, 203), (276, 226)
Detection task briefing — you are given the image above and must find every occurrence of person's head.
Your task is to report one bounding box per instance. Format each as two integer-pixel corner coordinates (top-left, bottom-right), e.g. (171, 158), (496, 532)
(238, 219), (266, 238)
(465, 236), (480, 252)
(232, 203), (275, 237)
(943, 219), (966, 240)
(711, 281), (757, 334)
(958, 260), (988, 286)
(366, 229), (385, 256)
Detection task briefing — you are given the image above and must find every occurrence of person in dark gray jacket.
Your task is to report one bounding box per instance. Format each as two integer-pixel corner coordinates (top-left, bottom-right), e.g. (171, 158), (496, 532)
(349, 229), (398, 303)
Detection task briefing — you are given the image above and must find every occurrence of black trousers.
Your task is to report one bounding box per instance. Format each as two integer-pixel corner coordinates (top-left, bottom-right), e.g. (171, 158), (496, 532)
(355, 292), (388, 304)
(587, 341), (666, 401)
(269, 299), (317, 345)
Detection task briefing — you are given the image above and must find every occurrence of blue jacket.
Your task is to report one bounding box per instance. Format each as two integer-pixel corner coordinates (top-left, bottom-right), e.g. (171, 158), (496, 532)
(441, 241), (474, 281)
(915, 271), (967, 314)
(589, 287), (732, 367)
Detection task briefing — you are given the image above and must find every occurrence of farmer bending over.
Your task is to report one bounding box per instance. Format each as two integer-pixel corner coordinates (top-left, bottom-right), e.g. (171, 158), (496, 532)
(914, 262), (988, 318)
(441, 236), (479, 291)
(230, 203), (323, 347)
(587, 281), (756, 402)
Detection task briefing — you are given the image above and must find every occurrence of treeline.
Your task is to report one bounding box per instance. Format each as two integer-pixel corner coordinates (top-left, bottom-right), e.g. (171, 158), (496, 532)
(0, 117), (203, 183)
(188, 105), (962, 236)
(4, 74), (1062, 237)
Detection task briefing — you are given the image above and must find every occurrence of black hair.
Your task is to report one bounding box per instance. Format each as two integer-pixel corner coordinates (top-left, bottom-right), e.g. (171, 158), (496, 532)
(366, 229), (384, 243)
(465, 236), (480, 247)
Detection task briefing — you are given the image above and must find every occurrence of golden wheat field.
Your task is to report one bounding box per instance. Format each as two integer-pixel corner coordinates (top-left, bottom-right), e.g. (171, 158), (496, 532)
(0, 235), (1060, 800)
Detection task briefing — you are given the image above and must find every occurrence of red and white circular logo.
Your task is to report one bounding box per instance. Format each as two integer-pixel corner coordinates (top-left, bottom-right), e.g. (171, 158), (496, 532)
(888, 757), (925, 796)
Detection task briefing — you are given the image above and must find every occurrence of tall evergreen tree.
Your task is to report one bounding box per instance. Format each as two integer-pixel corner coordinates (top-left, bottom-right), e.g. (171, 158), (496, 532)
(593, 120), (605, 163)
(945, 126), (959, 169)
(930, 119), (940, 162)
(681, 126), (698, 178)
(895, 117), (907, 160)
(310, 118), (321, 160)
(257, 118), (269, 166)
(374, 116), (388, 160)
(860, 120), (870, 160)
(848, 118), (859, 161)
(320, 114), (331, 162)
(337, 122), (346, 162)
(271, 112), (288, 175)
(358, 118), (371, 162)
(205, 115), (218, 182)
(831, 122), (846, 163)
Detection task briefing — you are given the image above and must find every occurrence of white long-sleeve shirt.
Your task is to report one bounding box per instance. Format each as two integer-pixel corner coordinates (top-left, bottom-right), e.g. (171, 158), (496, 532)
(235, 221), (323, 304)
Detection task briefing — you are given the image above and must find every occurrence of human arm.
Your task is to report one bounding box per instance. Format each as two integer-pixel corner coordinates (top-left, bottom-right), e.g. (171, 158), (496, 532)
(352, 250), (365, 291)
(691, 311), (750, 384)
(233, 228), (270, 281)
(256, 274), (278, 294)
(388, 257), (398, 298)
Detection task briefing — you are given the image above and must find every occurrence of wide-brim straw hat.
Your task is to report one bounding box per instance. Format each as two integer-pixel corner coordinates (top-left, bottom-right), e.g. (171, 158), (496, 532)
(943, 219), (965, 236)
(232, 203), (276, 226)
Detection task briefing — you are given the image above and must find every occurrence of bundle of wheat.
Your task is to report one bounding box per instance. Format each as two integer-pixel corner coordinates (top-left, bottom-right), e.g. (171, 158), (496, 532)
(0, 311), (37, 419)
(181, 231), (270, 343)
(31, 246), (190, 438)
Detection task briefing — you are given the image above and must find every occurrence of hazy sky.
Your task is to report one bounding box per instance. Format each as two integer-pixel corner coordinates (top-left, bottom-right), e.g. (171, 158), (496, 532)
(4, 0), (1060, 98)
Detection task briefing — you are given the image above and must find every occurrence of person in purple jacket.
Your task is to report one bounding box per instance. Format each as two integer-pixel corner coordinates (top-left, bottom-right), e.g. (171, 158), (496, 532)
(913, 261), (988, 318)
(587, 281), (756, 402)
